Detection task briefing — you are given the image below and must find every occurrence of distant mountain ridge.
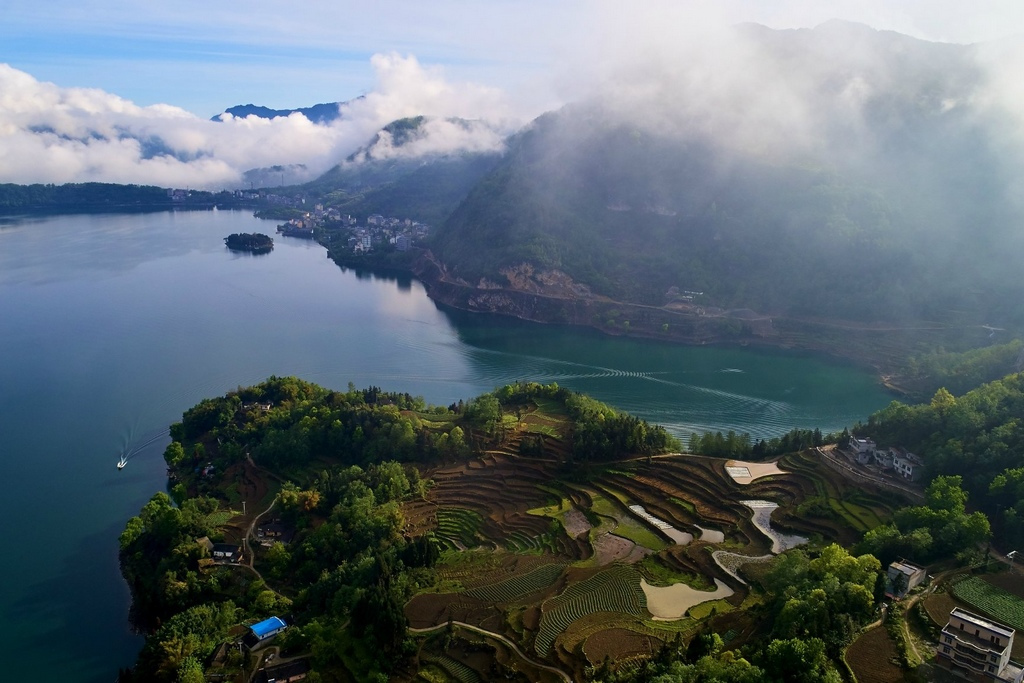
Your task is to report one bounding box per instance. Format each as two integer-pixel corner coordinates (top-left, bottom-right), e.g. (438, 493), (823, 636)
(213, 100), (359, 124)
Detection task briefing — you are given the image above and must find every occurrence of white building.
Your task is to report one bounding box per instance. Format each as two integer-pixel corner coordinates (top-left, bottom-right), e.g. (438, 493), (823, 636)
(886, 560), (926, 599)
(892, 449), (924, 481)
(938, 608), (1023, 682)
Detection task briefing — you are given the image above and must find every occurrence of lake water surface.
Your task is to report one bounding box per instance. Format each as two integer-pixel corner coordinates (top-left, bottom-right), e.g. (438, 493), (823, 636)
(0, 210), (892, 681)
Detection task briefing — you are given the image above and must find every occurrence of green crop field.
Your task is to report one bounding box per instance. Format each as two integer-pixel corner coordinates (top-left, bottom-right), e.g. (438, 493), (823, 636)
(463, 563), (565, 602)
(952, 576), (1024, 631)
(435, 507), (485, 551)
(535, 565), (647, 656)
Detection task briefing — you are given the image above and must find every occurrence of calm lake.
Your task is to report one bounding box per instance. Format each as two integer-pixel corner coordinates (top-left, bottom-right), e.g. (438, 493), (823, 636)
(0, 210), (892, 681)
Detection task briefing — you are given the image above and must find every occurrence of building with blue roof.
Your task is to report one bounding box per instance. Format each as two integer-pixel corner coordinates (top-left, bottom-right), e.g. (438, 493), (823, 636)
(249, 616), (287, 642)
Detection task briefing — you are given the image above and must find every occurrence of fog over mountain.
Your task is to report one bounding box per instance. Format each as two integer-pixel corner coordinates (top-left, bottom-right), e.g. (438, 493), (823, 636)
(425, 21), (1024, 330)
(2, 20), (1024, 234)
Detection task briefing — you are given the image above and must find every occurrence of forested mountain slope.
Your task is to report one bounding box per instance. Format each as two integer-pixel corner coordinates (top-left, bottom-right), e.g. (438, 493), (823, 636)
(429, 22), (1024, 329)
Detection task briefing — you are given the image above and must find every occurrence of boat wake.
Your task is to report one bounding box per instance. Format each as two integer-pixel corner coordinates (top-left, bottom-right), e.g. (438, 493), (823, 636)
(116, 427), (169, 470)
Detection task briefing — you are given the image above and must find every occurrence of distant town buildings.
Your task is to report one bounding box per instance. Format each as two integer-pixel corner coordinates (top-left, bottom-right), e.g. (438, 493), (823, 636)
(263, 198), (430, 256)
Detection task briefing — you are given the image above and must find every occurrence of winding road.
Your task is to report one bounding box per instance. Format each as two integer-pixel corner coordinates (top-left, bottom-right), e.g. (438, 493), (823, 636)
(408, 621), (573, 683)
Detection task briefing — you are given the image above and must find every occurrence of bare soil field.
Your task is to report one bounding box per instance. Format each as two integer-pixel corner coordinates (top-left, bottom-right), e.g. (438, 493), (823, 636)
(846, 625), (904, 683)
(641, 578), (734, 620)
(725, 459), (787, 485)
(583, 628), (659, 663)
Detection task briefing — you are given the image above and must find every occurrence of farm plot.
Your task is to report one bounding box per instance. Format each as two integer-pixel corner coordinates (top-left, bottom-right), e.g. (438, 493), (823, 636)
(983, 572), (1024, 600)
(712, 551), (773, 584)
(463, 563), (566, 603)
(628, 504), (693, 545)
(846, 625), (903, 683)
(952, 576), (1024, 631)
(725, 459), (786, 485)
(641, 578), (734, 620)
(421, 654), (483, 683)
(586, 490), (668, 553)
(535, 565), (647, 657)
(435, 507), (485, 550)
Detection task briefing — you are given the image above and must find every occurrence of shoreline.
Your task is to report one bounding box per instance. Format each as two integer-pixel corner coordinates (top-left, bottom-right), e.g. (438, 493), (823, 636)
(327, 246), (989, 389)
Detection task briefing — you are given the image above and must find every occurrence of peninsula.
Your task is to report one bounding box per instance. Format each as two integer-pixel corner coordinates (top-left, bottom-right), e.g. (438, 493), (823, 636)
(118, 375), (1022, 683)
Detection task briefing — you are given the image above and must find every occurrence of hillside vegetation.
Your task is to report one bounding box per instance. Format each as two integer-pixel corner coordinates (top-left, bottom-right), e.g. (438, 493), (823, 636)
(119, 376), (951, 683)
(858, 372), (1024, 549)
(423, 22), (1024, 339)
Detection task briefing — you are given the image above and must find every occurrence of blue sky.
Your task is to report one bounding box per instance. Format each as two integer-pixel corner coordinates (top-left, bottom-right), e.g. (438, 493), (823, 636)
(3, 1), (1022, 116)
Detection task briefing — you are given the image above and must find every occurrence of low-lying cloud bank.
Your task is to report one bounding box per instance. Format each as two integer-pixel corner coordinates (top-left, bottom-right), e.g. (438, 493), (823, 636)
(0, 54), (515, 189)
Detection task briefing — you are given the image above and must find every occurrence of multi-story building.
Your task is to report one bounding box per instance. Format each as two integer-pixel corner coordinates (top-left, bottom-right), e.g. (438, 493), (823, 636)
(892, 448), (924, 481)
(937, 608), (1023, 682)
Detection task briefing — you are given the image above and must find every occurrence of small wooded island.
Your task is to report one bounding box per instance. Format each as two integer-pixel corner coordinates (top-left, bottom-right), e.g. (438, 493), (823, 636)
(224, 232), (273, 253)
(117, 375), (1024, 683)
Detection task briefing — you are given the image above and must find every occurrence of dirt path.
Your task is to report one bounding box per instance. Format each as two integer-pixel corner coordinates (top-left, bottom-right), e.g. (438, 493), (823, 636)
(408, 621), (572, 683)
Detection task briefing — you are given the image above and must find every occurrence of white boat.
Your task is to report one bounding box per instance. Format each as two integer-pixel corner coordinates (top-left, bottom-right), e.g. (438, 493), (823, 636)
(117, 454), (127, 470)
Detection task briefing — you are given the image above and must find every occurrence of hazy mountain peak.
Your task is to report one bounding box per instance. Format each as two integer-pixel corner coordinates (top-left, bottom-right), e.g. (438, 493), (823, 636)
(213, 100), (355, 124)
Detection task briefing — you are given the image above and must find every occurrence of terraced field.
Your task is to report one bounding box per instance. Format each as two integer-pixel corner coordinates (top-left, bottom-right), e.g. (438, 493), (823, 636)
(435, 507), (485, 550)
(535, 565), (648, 657)
(401, 396), (903, 677)
(464, 564), (566, 603)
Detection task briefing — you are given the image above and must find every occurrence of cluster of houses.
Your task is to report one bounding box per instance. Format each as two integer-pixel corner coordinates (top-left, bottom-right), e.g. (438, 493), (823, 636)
(847, 437), (924, 482)
(275, 204), (430, 254)
(344, 213), (428, 254)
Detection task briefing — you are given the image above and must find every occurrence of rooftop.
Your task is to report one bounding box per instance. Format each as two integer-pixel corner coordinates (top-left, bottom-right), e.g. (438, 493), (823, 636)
(950, 607), (1015, 639)
(890, 560), (925, 576)
(250, 616), (287, 638)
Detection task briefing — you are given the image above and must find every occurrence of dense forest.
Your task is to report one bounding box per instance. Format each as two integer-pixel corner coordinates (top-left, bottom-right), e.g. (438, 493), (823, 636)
(857, 372), (1024, 548)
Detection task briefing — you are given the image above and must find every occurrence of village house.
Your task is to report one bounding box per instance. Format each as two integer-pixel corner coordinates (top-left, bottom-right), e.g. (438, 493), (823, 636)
(246, 616), (288, 647)
(885, 559), (927, 599)
(937, 608), (1023, 682)
(873, 448), (895, 470)
(848, 436), (877, 465)
(256, 519), (295, 547)
(892, 448), (924, 481)
(255, 658), (310, 683)
(212, 543), (243, 564)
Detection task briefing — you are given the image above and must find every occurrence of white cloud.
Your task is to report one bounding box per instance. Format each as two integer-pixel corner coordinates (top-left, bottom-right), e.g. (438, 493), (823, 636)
(0, 55), (519, 189)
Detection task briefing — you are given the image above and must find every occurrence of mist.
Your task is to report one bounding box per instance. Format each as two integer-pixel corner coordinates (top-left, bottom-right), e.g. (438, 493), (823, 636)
(0, 54), (516, 189)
